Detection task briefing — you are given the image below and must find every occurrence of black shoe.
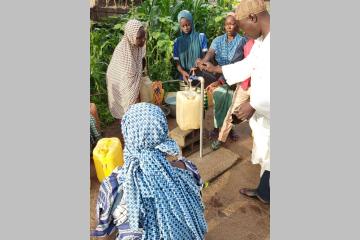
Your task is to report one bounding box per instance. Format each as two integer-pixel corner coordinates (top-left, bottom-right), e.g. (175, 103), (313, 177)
(239, 188), (270, 204)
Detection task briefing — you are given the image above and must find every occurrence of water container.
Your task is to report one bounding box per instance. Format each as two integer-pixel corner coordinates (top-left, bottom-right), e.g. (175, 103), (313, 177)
(92, 137), (124, 182)
(139, 76), (153, 103)
(176, 90), (201, 130)
(179, 81), (189, 91)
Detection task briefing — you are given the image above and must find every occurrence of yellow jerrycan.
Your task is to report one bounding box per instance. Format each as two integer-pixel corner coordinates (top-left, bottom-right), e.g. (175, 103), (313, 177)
(176, 89), (201, 131)
(92, 137), (124, 182)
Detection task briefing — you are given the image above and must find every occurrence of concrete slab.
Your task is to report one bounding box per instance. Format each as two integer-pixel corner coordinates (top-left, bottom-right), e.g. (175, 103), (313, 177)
(187, 147), (241, 183)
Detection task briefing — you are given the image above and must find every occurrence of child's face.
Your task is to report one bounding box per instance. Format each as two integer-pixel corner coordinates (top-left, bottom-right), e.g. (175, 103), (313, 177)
(180, 18), (192, 34)
(136, 27), (146, 47)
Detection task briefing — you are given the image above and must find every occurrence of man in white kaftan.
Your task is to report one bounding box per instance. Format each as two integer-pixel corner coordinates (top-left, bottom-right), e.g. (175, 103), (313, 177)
(202, 0), (270, 203)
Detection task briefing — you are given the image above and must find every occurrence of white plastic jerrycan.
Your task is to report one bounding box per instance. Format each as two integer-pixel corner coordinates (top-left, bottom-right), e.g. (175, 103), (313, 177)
(176, 89), (201, 131)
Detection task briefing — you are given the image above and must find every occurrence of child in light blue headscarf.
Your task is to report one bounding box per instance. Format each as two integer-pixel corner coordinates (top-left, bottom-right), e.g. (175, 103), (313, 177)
(92, 103), (207, 240)
(173, 10), (208, 84)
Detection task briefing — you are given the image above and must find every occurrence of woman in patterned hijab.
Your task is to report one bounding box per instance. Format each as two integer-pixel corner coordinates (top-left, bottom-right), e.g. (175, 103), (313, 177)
(106, 19), (146, 120)
(92, 103), (207, 240)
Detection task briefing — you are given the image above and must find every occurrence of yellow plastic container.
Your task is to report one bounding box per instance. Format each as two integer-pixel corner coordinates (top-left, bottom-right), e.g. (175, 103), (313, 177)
(139, 76), (153, 103)
(92, 137), (124, 182)
(176, 90), (201, 130)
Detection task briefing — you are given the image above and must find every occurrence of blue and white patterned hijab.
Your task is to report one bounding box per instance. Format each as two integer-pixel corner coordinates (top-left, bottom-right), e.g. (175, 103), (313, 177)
(121, 103), (207, 240)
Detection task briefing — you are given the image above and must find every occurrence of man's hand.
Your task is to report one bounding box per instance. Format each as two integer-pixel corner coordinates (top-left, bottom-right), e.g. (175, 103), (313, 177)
(203, 62), (222, 74)
(236, 101), (255, 120)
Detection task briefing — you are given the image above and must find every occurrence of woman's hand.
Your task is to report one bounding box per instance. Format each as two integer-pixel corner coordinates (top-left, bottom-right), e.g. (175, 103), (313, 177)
(203, 62), (222, 74)
(171, 160), (186, 170)
(196, 59), (208, 71)
(206, 81), (221, 94)
(195, 58), (203, 67)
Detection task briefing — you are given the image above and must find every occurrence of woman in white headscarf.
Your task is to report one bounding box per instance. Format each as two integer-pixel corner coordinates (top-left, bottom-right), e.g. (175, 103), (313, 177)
(106, 19), (146, 120)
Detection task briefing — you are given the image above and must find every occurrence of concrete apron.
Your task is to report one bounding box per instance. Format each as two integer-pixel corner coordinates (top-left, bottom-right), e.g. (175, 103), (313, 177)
(167, 105), (241, 183)
(186, 146), (241, 183)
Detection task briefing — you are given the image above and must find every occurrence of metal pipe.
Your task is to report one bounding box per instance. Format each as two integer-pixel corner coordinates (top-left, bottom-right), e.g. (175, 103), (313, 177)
(198, 76), (205, 159)
(161, 79), (183, 84)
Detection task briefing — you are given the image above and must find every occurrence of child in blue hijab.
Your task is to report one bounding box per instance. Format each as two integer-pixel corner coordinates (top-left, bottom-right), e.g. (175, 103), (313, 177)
(92, 103), (207, 240)
(173, 10), (208, 85)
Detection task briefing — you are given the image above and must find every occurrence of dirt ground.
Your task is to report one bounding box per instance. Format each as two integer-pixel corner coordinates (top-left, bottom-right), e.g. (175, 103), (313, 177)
(90, 106), (270, 240)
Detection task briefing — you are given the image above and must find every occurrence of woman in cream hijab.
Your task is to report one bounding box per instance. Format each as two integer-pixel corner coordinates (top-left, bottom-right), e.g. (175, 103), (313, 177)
(106, 19), (146, 120)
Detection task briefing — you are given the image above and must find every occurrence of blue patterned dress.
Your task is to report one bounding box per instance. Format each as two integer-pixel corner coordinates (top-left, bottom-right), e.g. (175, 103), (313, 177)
(91, 103), (207, 240)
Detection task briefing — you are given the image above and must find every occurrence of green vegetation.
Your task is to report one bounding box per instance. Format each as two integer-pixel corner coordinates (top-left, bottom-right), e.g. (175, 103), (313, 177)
(91, 0), (238, 127)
